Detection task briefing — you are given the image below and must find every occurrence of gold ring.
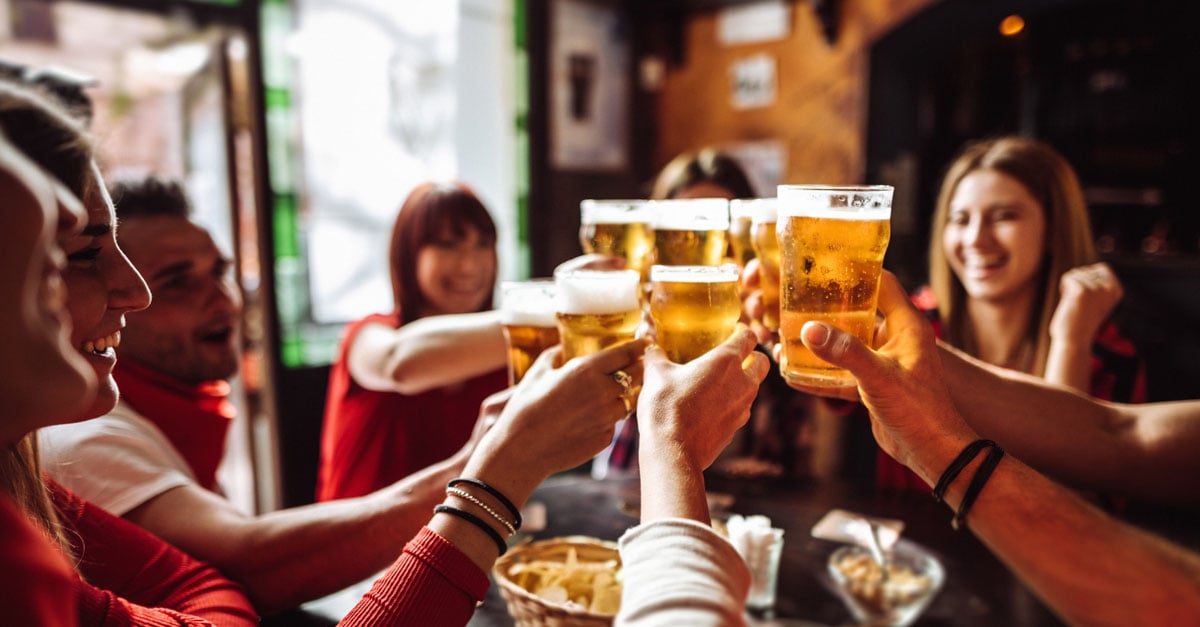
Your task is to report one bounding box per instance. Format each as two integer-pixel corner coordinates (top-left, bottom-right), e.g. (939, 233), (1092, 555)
(611, 369), (634, 397)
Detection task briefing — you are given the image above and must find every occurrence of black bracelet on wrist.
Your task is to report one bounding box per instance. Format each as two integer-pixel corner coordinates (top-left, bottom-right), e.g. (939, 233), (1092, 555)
(448, 477), (522, 530)
(932, 439), (995, 503)
(433, 504), (508, 556)
(952, 444), (1005, 531)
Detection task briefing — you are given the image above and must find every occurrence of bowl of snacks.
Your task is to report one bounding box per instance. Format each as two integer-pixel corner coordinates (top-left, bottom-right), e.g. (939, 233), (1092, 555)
(827, 541), (944, 626)
(493, 536), (623, 626)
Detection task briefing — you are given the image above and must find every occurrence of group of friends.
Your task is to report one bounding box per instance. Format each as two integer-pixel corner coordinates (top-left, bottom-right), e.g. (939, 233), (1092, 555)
(3, 68), (1200, 627)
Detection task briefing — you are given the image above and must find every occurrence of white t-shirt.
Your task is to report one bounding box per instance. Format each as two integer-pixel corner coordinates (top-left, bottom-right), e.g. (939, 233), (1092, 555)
(39, 401), (195, 516)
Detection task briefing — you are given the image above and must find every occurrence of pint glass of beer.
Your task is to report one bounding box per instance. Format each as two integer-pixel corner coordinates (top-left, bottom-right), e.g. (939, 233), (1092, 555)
(649, 198), (730, 266)
(748, 198), (781, 332)
(776, 185), (892, 388)
(499, 279), (560, 385)
(554, 268), (642, 362)
(579, 199), (655, 279)
(728, 199), (757, 267)
(648, 264), (742, 364)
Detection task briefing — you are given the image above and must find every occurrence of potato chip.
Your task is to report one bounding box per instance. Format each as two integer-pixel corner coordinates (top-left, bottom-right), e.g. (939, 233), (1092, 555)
(505, 543), (624, 616)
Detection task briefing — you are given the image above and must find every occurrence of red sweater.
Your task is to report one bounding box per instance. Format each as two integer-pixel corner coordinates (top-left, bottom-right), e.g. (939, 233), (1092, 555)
(317, 312), (507, 501)
(49, 479), (258, 626)
(1, 495), (77, 626)
(339, 526), (490, 626)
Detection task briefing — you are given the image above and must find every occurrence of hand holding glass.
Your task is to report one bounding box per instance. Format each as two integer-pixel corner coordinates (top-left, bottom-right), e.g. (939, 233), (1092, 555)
(777, 185), (892, 388)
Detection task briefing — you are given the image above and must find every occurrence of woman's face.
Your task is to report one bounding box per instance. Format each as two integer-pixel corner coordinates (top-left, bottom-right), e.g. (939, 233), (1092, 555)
(0, 139), (94, 441)
(61, 163), (152, 421)
(942, 169), (1047, 305)
(414, 224), (496, 317)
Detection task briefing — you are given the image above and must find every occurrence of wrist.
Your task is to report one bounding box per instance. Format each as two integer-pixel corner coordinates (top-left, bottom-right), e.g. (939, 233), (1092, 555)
(461, 456), (540, 512)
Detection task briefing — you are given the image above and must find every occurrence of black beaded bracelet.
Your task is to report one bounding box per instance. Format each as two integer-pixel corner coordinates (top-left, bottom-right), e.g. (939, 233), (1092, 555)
(932, 439), (995, 503)
(448, 477), (522, 530)
(952, 444), (1005, 531)
(433, 504), (508, 556)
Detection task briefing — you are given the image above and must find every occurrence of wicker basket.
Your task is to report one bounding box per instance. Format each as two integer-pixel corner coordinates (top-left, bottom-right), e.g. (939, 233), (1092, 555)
(492, 536), (621, 627)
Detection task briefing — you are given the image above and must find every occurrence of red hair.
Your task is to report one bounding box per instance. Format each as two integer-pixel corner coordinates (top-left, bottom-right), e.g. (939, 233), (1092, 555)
(388, 182), (498, 324)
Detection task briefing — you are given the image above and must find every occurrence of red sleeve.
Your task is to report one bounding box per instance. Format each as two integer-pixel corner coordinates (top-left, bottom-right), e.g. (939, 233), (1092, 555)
(0, 497), (77, 626)
(48, 479), (258, 626)
(338, 526), (490, 627)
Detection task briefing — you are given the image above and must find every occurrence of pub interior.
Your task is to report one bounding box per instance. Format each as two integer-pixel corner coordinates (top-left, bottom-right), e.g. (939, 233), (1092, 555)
(2, 0), (1199, 624)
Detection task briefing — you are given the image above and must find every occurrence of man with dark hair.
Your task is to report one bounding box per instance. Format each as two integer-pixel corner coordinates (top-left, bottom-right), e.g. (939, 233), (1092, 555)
(40, 175), (489, 615)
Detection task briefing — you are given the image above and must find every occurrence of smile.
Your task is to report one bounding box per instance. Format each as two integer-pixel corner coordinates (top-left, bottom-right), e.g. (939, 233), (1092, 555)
(83, 330), (121, 354)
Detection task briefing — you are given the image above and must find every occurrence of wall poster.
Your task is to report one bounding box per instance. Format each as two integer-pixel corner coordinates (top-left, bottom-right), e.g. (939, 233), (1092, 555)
(550, 0), (629, 171)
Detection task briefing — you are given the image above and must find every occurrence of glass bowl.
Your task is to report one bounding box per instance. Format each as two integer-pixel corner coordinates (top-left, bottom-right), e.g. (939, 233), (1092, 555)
(827, 541), (945, 626)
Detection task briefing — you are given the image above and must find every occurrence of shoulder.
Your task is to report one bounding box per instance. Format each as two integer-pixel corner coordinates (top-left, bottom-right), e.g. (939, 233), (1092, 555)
(39, 403), (195, 516)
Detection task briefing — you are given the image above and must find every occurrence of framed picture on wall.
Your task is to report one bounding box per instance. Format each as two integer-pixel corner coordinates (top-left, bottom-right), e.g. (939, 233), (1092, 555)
(549, 0), (629, 171)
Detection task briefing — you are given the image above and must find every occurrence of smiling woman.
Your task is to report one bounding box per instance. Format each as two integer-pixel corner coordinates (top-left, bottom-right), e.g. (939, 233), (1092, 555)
(316, 181), (510, 501)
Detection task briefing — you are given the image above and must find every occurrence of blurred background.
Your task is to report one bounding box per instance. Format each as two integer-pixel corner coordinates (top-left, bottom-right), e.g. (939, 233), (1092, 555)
(3, 0), (1196, 512)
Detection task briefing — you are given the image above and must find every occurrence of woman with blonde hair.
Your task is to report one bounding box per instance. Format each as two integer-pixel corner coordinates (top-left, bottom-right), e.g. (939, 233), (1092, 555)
(927, 135), (1142, 398)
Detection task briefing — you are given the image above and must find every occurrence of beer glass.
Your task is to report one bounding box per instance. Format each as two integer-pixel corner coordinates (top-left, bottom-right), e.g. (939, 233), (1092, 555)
(777, 185), (892, 388)
(499, 279), (560, 385)
(748, 198), (781, 332)
(554, 268), (642, 362)
(649, 198), (730, 267)
(728, 199), (758, 267)
(648, 264), (742, 364)
(579, 199), (655, 279)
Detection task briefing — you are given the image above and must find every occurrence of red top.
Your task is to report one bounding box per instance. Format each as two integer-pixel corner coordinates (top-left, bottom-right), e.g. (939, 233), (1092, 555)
(871, 289), (1148, 493)
(317, 313), (507, 501)
(113, 359), (236, 490)
(0, 495), (77, 626)
(339, 526), (490, 626)
(49, 479), (259, 626)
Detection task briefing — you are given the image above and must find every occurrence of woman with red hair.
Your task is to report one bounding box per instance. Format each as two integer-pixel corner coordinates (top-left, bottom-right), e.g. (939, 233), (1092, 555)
(317, 182), (509, 501)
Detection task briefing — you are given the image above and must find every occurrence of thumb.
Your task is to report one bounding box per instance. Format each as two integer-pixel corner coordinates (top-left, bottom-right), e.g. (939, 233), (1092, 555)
(801, 321), (884, 382)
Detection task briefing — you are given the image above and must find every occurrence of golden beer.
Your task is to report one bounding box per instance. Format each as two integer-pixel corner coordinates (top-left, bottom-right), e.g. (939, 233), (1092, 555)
(649, 198), (730, 267)
(499, 280), (560, 385)
(748, 199), (780, 332)
(649, 265), (742, 363)
(554, 269), (642, 362)
(579, 200), (655, 278)
(653, 228), (728, 266)
(728, 201), (756, 266)
(777, 185), (892, 387)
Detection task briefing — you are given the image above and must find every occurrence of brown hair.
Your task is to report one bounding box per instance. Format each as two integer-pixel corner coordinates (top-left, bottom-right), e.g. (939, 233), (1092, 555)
(650, 148), (756, 200)
(0, 78), (94, 558)
(388, 182), (498, 324)
(929, 136), (1097, 375)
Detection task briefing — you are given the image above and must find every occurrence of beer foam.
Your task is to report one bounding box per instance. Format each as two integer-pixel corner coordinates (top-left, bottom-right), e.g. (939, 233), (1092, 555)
(500, 281), (558, 326)
(581, 199), (652, 224)
(555, 269), (641, 314)
(650, 264), (741, 283)
(650, 198), (730, 230)
(732, 198), (777, 223)
(778, 185), (892, 220)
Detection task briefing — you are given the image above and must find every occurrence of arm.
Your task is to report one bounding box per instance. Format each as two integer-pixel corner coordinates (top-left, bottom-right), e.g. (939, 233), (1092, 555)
(124, 437), (473, 613)
(340, 339), (651, 626)
(1043, 262), (1125, 392)
(800, 272), (1200, 625)
(939, 340), (1200, 506)
(346, 312), (507, 395)
(614, 329), (768, 627)
(636, 329), (769, 524)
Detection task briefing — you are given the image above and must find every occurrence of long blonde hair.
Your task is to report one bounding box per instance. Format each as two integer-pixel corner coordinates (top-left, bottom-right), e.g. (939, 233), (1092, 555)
(929, 136), (1097, 375)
